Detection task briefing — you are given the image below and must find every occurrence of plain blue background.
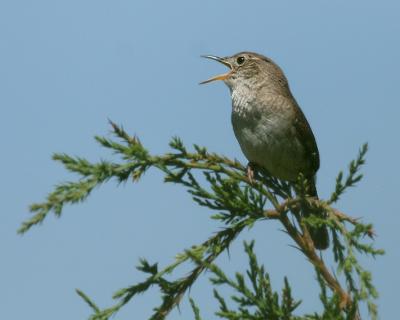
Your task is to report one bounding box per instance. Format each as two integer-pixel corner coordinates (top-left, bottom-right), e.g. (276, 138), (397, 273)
(1, 1), (399, 319)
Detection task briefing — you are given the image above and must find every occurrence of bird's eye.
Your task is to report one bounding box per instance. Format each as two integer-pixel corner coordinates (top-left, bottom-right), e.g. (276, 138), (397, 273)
(236, 56), (245, 65)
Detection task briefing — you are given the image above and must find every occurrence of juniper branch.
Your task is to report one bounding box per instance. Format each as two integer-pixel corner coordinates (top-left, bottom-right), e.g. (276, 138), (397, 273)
(329, 144), (368, 204)
(21, 122), (383, 319)
(87, 218), (253, 320)
(198, 241), (302, 319)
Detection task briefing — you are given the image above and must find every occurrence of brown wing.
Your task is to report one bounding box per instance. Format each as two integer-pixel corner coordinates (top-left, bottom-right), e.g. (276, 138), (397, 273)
(292, 101), (320, 176)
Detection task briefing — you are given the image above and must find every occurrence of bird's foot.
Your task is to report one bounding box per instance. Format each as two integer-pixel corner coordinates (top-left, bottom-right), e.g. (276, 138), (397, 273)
(246, 162), (257, 184)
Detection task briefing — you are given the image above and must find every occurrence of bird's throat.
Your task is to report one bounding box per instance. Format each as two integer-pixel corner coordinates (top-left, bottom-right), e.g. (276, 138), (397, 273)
(231, 86), (255, 116)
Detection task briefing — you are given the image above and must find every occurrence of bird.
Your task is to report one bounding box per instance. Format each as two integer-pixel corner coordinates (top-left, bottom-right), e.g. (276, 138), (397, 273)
(200, 52), (329, 250)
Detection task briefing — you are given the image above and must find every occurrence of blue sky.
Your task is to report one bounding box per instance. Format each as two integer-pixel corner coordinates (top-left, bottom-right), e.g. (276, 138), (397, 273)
(1, 0), (399, 319)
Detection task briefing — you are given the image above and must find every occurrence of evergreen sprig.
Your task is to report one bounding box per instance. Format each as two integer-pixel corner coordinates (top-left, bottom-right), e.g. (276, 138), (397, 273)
(329, 144), (368, 204)
(21, 122), (383, 319)
(207, 241), (302, 320)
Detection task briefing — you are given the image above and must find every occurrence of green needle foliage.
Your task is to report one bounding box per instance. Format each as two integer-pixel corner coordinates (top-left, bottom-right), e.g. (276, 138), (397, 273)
(192, 241), (303, 320)
(21, 121), (383, 320)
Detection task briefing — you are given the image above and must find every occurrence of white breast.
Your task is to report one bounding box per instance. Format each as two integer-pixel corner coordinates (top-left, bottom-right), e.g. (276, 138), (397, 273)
(230, 89), (304, 181)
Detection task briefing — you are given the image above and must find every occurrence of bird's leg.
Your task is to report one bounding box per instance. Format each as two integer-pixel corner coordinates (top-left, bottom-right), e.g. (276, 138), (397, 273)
(246, 162), (257, 184)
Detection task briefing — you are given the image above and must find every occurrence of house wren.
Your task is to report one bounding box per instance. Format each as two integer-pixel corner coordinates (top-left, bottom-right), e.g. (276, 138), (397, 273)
(201, 52), (329, 250)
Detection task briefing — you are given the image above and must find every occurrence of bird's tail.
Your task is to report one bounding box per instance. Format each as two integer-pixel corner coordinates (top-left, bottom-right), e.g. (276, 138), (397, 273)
(309, 221), (329, 250)
(304, 178), (329, 250)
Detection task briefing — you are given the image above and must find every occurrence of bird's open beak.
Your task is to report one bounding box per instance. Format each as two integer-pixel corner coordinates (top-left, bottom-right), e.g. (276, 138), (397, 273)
(200, 55), (233, 84)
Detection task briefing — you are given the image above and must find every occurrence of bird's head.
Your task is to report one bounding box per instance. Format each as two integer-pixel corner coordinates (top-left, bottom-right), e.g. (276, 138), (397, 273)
(200, 52), (289, 93)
